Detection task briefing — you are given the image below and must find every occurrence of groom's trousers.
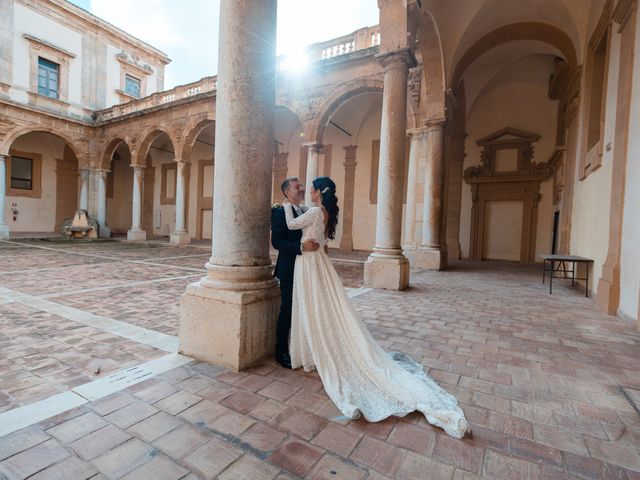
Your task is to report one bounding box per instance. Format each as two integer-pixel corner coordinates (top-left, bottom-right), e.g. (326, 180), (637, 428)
(275, 278), (294, 357)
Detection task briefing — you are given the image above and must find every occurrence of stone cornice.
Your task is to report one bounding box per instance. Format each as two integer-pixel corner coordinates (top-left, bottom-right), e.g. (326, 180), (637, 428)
(23, 34), (76, 58)
(613, 0), (637, 31)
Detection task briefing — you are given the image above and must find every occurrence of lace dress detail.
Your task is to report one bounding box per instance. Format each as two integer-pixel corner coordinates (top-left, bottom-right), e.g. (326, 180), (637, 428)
(283, 204), (469, 438)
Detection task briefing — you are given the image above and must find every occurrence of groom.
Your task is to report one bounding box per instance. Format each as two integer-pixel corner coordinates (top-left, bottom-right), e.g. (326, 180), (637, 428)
(271, 177), (319, 368)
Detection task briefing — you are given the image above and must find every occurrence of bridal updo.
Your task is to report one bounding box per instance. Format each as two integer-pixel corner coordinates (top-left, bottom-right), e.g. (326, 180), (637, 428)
(312, 176), (339, 240)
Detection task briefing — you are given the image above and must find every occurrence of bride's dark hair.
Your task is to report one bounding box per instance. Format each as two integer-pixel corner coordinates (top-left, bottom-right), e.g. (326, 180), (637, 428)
(312, 176), (339, 240)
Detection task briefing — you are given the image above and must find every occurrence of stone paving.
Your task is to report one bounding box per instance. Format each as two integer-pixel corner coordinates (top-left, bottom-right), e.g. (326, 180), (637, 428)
(0, 238), (639, 479)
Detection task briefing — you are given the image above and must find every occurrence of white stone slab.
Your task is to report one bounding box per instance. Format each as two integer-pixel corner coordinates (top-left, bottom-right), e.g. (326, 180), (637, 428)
(73, 353), (193, 401)
(346, 287), (373, 298)
(0, 391), (88, 438)
(0, 287), (179, 353)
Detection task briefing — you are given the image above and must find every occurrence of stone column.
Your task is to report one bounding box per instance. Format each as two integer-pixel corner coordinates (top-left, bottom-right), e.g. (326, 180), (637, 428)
(364, 48), (415, 290)
(170, 160), (190, 245)
(96, 169), (110, 238)
(340, 145), (357, 250)
(272, 151), (288, 202)
(597, 0), (637, 314)
(179, 0), (279, 371)
(0, 155), (9, 237)
(303, 142), (321, 205)
(415, 118), (447, 270)
(79, 168), (90, 211)
(127, 165), (146, 241)
(403, 127), (427, 250)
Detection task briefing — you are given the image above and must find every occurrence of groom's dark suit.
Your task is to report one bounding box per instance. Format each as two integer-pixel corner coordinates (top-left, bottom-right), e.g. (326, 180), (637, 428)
(271, 206), (302, 360)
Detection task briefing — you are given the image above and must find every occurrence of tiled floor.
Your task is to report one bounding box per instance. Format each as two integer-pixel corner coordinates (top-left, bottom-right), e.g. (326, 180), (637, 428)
(0, 238), (639, 479)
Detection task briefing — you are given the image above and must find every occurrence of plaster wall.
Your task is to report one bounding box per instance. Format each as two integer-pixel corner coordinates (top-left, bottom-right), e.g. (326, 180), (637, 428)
(6, 133), (65, 232)
(106, 157), (133, 234)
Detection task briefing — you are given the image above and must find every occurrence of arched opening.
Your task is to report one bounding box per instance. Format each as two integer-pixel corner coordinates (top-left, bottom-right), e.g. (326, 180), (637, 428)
(273, 106), (303, 203)
(105, 141), (133, 235)
(5, 131), (79, 234)
(185, 122), (215, 241)
(453, 33), (569, 264)
(317, 91), (386, 252)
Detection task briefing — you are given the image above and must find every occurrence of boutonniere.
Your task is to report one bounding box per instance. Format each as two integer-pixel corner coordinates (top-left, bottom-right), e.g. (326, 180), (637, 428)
(271, 202), (281, 210)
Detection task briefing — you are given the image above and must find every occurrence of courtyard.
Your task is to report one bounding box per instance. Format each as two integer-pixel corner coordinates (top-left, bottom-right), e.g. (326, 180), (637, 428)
(0, 239), (638, 479)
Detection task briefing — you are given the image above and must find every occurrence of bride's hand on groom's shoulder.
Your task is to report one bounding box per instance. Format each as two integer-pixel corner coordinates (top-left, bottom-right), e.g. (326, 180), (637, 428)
(282, 201), (292, 207)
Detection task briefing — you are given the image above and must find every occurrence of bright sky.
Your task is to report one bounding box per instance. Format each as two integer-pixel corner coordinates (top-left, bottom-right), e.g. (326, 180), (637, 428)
(67, 0), (379, 90)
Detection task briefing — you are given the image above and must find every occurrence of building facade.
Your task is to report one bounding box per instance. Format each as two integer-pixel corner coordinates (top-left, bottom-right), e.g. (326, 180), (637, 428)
(0, 0), (639, 335)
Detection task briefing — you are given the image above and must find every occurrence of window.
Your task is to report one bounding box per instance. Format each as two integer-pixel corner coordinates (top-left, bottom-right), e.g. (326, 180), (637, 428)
(580, 2), (612, 179)
(37, 57), (59, 99)
(124, 74), (141, 98)
(10, 156), (33, 190)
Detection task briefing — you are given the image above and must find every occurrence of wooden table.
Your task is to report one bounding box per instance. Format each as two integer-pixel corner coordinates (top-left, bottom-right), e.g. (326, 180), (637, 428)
(541, 255), (594, 297)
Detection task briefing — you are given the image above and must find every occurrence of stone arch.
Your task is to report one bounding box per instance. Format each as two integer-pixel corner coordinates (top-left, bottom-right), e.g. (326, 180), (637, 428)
(311, 78), (384, 143)
(134, 128), (177, 166)
(451, 22), (578, 89)
(2, 126), (82, 160)
(179, 118), (215, 161)
(98, 137), (131, 170)
(275, 99), (306, 133)
(418, 9), (447, 120)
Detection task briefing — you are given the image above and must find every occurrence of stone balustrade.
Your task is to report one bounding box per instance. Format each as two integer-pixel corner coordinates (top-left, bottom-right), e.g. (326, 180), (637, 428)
(97, 26), (381, 120)
(96, 76), (217, 122)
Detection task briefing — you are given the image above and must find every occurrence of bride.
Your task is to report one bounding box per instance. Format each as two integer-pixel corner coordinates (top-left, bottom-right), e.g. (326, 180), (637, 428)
(282, 176), (470, 439)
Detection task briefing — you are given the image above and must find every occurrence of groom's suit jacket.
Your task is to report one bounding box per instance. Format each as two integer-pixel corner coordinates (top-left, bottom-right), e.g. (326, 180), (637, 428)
(271, 206), (302, 283)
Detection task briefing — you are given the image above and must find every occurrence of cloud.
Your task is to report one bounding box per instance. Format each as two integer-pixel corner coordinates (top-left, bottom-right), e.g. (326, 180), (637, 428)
(83, 0), (378, 89)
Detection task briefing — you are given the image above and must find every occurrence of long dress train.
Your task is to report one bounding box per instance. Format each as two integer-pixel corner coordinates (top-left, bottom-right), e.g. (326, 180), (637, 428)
(283, 203), (469, 438)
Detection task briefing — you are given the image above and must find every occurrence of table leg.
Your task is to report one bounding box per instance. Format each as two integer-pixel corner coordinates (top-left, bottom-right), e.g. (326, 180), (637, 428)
(543, 260), (546, 284)
(550, 261), (553, 294)
(571, 261), (575, 286)
(586, 263), (589, 297)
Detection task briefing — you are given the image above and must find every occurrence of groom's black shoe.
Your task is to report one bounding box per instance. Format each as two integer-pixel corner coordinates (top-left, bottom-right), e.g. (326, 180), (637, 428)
(276, 352), (292, 369)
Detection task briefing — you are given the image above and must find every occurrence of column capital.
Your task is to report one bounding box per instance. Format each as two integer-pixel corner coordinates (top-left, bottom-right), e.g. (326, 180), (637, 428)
(302, 142), (322, 152)
(424, 117), (447, 131)
(130, 163), (146, 171)
(407, 126), (428, 139)
(0, 153), (7, 161)
(343, 145), (358, 157)
(375, 48), (417, 71)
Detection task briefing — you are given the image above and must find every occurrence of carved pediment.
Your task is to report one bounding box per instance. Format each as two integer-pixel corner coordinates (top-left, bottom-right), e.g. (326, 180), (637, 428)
(465, 127), (550, 182)
(476, 128), (541, 147)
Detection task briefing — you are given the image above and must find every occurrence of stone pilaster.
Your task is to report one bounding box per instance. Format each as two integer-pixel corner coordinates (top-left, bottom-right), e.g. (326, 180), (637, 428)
(445, 131), (466, 261)
(303, 142), (321, 206)
(272, 151), (288, 202)
(340, 145), (357, 250)
(79, 168), (89, 211)
(170, 160), (190, 245)
(597, 0), (637, 314)
(179, 0), (279, 371)
(364, 48), (415, 290)
(0, 155), (9, 237)
(403, 127), (427, 251)
(127, 165), (146, 241)
(415, 118), (447, 270)
(96, 169), (110, 238)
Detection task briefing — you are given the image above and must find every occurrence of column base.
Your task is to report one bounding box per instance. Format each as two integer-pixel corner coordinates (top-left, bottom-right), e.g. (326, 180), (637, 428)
(364, 254), (410, 290)
(0, 225), (9, 238)
(98, 226), (111, 238)
(596, 277), (619, 315)
(415, 247), (447, 271)
(170, 231), (191, 245)
(127, 229), (147, 241)
(179, 279), (280, 371)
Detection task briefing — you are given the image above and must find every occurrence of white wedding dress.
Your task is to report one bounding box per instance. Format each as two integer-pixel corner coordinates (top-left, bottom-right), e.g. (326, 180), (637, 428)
(284, 204), (469, 438)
